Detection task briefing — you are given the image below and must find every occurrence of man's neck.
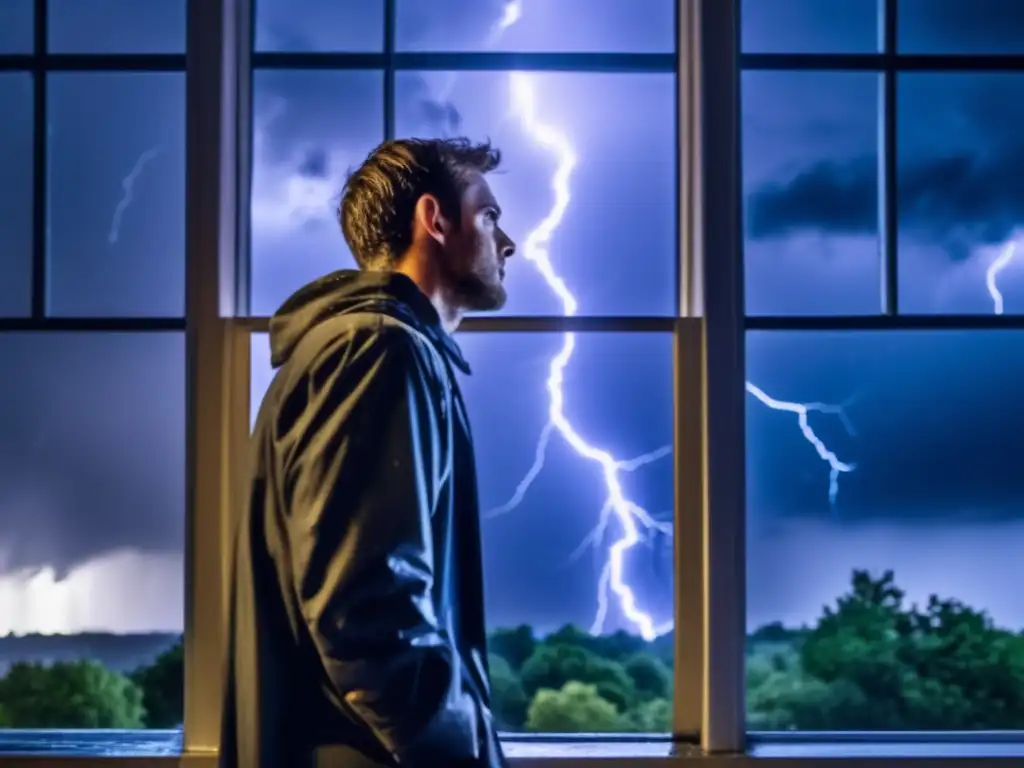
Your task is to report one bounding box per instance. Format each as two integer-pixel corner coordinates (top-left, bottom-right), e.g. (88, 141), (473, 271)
(395, 261), (463, 335)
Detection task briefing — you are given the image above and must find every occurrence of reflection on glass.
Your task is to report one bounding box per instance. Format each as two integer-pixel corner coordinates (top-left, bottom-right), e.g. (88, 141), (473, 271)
(742, 71), (882, 316)
(251, 330), (675, 733)
(898, 73), (1024, 315)
(746, 330), (1024, 730)
(47, 73), (186, 317)
(0, 333), (185, 731)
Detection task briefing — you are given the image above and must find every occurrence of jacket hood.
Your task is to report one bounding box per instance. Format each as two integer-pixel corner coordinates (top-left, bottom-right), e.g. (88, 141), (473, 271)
(268, 269), (471, 374)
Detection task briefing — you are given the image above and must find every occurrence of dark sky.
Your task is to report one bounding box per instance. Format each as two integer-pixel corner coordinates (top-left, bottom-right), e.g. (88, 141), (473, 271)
(1, 0), (1023, 638)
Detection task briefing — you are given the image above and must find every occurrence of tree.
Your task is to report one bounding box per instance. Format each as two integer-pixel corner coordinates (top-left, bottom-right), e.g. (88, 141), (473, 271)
(519, 643), (637, 713)
(488, 625), (537, 672)
(488, 653), (529, 731)
(132, 639), (183, 728)
(747, 570), (1024, 730)
(623, 653), (672, 702)
(0, 660), (145, 728)
(543, 624), (648, 663)
(619, 697), (671, 732)
(526, 682), (620, 732)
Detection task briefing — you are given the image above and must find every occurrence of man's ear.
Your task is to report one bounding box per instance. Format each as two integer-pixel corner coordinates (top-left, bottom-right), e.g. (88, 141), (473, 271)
(414, 193), (449, 246)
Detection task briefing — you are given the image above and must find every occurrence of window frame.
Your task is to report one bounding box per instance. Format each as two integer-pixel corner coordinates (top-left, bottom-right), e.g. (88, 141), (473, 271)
(740, 0), (1024, 749)
(188, 0), (747, 763)
(0, 0), (187, 328)
(230, 0), (712, 750)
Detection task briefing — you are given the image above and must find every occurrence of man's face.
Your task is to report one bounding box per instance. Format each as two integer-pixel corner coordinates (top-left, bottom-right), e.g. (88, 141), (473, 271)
(441, 171), (516, 312)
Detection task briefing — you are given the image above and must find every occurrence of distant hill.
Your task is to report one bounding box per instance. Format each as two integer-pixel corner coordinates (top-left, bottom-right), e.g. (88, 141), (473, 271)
(0, 632), (181, 675)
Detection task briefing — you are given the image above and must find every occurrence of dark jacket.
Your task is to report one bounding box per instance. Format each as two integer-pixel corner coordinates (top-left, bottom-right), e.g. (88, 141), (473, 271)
(220, 270), (505, 768)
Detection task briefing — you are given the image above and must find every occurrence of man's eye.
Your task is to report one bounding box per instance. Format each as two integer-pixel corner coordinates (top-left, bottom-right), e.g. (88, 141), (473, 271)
(485, 210), (499, 223)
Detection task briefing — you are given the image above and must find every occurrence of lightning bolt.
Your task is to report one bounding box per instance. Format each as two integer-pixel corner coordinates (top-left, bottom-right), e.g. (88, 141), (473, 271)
(108, 146), (161, 245)
(473, 2), (671, 641)
(986, 240), (1017, 315)
(482, 1), (864, 641)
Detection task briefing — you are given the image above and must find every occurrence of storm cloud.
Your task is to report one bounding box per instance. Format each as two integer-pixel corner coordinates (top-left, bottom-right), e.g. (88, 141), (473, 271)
(747, 145), (1024, 259)
(0, 335), (184, 578)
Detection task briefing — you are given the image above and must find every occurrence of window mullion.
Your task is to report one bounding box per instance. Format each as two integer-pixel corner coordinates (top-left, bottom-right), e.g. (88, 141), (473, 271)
(696, 0), (746, 754)
(183, 0), (249, 753)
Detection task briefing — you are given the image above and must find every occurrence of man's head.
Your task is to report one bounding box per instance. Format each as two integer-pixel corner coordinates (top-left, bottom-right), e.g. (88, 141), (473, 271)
(338, 137), (516, 313)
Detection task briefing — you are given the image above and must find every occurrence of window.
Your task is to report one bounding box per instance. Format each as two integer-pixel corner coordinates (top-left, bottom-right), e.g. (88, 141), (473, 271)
(394, 0), (675, 53)
(48, 72), (185, 317)
(742, 71), (882, 316)
(0, 1), (32, 55)
(898, 0), (1024, 54)
(0, 73), (33, 316)
(0, 0), (186, 755)
(393, 71), (677, 317)
(249, 70), (677, 317)
(47, 0), (185, 54)
(742, 0), (1024, 733)
(249, 69), (384, 316)
(0, 335), (186, 738)
(898, 74), (1024, 315)
(254, 0), (383, 53)
(741, 0), (881, 54)
(246, 0), (683, 739)
(250, 329), (676, 734)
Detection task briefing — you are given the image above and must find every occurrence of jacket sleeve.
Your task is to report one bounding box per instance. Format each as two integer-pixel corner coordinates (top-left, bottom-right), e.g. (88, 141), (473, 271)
(283, 323), (485, 766)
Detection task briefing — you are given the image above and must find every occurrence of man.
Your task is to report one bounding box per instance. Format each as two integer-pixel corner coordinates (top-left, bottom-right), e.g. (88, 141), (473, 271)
(221, 138), (516, 768)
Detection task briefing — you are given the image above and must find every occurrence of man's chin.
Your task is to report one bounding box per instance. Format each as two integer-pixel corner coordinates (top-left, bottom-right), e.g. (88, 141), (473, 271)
(460, 281), (507, 313)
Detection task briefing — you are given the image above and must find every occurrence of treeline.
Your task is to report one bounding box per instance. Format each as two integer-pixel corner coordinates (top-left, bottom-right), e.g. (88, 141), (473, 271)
(2, 570), (1024, 731)
(746, 570), (1024, 730)
(0, 642), (182, 728)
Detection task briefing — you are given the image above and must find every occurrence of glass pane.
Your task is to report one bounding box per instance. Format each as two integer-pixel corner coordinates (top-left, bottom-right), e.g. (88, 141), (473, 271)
(396, 0), (675, 53)
(47, 73), (185, 317)
(899, 0), (1024, 54)
(0, 332), (184, 740)
(255, 0), (383, 52)
(0, 0), (32, 54)
(395, 71), (676, 317)
(48, 0), (185, 54)
(251, 331), (675, 734)
(743, 71), (881, 316)
(249, 70), (385, 317)
(742, 0), (881, 54)
(0, 73), (33, 317)
(898, 74), (1024, 315)
(746, 330), (1024, 731)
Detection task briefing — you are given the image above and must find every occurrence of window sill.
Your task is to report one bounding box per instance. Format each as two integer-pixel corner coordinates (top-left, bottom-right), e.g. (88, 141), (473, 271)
(2, 732), (1024, 766)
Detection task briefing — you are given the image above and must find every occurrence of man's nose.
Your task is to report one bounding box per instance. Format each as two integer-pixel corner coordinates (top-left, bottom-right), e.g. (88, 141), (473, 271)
(500, 232), (516, 259)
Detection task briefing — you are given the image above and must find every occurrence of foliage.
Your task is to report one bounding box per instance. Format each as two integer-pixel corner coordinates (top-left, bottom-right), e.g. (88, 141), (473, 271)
(0, 660), (145, 728)
(747, 570), (1024, 730)
(488, 653), (529, 730)
(623, 653), (672, 702)
(131, 638), (183, 728)
(3, 570), (1024, 733)
(519, 642), (638, 714)
(526, 681), (621, 732)
(488, 625), (537, 672)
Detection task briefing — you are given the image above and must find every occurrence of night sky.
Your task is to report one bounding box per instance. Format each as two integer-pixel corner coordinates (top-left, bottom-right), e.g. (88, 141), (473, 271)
(0, 0), (1022, 642)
